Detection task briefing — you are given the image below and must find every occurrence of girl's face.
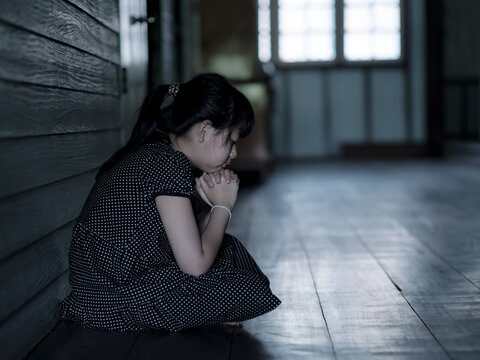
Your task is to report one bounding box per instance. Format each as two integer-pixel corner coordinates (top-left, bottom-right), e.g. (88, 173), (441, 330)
(198, 126), (238, 173)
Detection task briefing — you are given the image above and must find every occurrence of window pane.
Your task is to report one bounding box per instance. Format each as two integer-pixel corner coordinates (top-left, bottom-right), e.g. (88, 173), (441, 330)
(344, 33), (372, 60)
(344, 0), (370, 5)
(373, 32), (400, 59)
(258, 0), (271, 62)
(279, 9), (307, 33)
(373, 4), (400, 30)
(278, 0), (335, 62)
(280, 0), (334, 8)
(344, 0), (401, 61)
(308, 8), (335, 31)
(306, 33), (335, 60)
(344, 6), (371, 31)
(279, 34), (306, 62)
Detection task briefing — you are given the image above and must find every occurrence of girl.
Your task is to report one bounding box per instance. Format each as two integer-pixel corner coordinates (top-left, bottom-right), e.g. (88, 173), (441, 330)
(60, 73), (281, 332)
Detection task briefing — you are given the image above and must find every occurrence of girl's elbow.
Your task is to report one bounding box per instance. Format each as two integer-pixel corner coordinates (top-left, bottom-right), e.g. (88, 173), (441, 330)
(178, 258), (210, 277)
(181, 266), (208, 277)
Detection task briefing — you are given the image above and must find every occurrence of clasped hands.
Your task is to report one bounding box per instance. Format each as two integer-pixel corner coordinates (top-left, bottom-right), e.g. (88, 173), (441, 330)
(194, 169), (239, 211)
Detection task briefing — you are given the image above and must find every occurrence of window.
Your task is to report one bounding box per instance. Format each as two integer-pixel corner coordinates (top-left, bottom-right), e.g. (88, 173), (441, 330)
(258, 0), (403, 64)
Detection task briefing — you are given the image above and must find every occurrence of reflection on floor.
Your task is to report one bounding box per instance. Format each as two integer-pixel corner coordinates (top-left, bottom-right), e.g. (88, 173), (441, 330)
(28, 160), (480, 359)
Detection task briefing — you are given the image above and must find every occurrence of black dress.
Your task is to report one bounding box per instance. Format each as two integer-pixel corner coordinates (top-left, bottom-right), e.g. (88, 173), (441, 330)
(59, 141), (280, 332)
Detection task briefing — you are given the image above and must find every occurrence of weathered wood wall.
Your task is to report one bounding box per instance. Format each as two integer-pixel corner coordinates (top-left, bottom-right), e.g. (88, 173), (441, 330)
(0, 1), (122, 358)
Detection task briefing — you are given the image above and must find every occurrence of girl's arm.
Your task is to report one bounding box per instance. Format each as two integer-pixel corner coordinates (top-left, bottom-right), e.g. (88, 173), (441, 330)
(155, 195), (230, 276)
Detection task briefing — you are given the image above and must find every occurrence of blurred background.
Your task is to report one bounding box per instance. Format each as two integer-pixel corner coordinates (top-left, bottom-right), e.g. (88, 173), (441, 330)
(136, 0), (477, 179)
(0, 0), (479, 358)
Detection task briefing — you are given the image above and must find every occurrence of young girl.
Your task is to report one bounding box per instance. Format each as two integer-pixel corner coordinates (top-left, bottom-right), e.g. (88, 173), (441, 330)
(60, 73), (281, 332)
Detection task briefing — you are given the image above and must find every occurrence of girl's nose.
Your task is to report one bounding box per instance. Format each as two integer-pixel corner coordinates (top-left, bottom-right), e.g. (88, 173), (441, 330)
(230, 145), (237, 159)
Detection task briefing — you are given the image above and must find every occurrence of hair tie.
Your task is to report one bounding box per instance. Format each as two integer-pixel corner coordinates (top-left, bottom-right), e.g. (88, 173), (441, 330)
(168, 83), (179, 97)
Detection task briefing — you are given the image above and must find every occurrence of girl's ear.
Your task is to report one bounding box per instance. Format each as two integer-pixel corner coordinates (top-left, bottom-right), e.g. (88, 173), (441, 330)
(198, 120), (213, 143)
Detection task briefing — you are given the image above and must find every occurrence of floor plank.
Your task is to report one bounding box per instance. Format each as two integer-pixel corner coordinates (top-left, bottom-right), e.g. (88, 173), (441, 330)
(229, 186), (336, 359)
(234, 161), (480, 359)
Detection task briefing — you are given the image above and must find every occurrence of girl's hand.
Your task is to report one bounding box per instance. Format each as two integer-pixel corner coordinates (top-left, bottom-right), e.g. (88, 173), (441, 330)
(195, 177), (213, 207)
(202, 169), (239, 187)
(198, 170), (239, 210)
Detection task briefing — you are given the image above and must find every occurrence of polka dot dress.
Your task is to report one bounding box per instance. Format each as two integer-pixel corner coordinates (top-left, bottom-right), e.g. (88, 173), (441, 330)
(59, 141), (281, 332)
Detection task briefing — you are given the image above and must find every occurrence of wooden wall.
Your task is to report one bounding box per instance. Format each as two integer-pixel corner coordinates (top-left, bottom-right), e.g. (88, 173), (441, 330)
(0, 1), (122, 358)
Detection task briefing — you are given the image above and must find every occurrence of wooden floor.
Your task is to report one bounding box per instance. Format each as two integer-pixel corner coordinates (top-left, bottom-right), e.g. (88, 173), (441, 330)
(27, 160), (480, 359)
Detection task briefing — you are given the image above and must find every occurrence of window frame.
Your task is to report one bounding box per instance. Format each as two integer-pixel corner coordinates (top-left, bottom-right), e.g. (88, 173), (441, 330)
(267, 0), (406, 68)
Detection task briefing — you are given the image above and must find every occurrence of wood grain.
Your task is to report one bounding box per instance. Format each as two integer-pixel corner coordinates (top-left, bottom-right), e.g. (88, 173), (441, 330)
(0, 222), (73, 322)
(67, 0), (120, 33)
(0, 0), (119, 64)
(0, 23), (119, 95)
(0, 272), (70, 360)
(0, 171), (95, 261)
(0, 80), (119, 138)
(229, 189), (336, 359)
(354, 227), (480, 356)
(301, 231), (450, 359)
(0, 130), (120, 198)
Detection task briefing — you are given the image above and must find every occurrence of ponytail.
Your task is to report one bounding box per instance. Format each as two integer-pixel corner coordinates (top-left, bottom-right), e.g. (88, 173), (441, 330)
(96, 85), (170, 179)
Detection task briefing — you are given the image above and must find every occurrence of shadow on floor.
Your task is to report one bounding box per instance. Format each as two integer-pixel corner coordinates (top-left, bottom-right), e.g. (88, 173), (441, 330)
(26, 320), (272, 360)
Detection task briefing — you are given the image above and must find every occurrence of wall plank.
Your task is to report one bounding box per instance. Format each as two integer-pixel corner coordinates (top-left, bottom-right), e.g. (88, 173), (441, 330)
(0, 23), (118, 95)
(330, 70), (366, 153)
(0, 80), (119, 138)
(0, 0), (119, 64)
(289, 70), (326, 157)
(371, 69), (407, 142)
(0, 172), (95, 262)
(1, 272), (70, 360)
(0, 130), (120, 198)
(68, 0), (120, 33)
(0, 222), (73, 323)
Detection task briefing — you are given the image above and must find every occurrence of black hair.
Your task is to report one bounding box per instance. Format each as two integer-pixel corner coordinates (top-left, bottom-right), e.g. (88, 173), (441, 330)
(96, 73), (255, 179)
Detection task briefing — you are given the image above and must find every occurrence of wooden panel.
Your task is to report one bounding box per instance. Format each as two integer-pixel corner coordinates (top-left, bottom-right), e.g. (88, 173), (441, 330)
(245, 166), (450, 358)
(0, 0), (119, 64)
(26, 321), (138, 360)
(371, 69), (406, 142)
(289, 70), (325, 157)
(1, 272), (70, 360)
(408, 0), (426, 142)
(353, 226), (480, 356)
(301, 232), (449, 359)
(0, 23), (118, 95)
(228, 191), (336, 359)
(67, 0), (119, 33)
(0, 130), (119, 198)
(0, 222), (73, 322)
(0, 171), (96, 262)
(0, 80), (119, 138)
(330, 70), (366, 154)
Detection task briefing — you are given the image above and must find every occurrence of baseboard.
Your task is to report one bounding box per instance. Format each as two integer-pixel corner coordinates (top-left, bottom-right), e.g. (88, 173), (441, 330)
(444, 141), (480, 164)
(341, 143), (432, 159)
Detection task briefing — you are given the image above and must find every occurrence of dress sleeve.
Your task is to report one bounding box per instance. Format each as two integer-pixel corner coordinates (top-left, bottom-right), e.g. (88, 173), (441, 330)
(140, 151), (195, 200)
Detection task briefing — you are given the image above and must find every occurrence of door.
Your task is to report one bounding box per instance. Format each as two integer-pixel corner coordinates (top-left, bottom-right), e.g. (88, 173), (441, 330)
(119, 0), (150, 144)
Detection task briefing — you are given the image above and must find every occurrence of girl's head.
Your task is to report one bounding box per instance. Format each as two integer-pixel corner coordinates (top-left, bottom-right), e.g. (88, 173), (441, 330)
(97, 73), (255, 177)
